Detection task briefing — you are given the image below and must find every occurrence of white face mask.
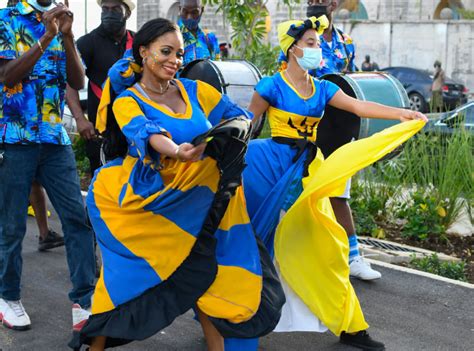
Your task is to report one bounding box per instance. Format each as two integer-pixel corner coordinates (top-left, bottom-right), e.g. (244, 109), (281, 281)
(27, 0), (55, 13)
(293, 46), (323, 71)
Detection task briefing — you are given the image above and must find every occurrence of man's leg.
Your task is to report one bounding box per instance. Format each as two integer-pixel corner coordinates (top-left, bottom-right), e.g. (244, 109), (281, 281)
(29, 181), (49, 239)
(30, 181), (65, 251)
(330, 179), (381, 281)
(0, 144), (38, 329)
(36, 144), (96, 309)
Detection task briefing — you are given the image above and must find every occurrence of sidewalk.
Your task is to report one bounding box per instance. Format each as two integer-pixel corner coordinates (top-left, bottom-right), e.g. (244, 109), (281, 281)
(0, 213), (473, 350)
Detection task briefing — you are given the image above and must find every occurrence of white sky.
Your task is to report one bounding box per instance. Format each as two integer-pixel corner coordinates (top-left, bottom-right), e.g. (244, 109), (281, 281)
(0, 0), (138, 37)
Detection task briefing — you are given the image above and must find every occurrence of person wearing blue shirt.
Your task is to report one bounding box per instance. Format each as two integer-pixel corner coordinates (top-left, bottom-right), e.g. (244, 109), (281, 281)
(178, 0), (220, 66)
(306, 0), (382, 281)
(0, 0), (96, 331)
(307, 0), (356, 77)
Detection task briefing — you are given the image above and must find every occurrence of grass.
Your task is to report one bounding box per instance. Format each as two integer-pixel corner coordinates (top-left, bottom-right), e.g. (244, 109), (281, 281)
(409, 254), (467, 282)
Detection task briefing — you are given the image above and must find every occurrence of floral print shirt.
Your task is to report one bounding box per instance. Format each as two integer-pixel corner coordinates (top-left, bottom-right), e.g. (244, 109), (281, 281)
(0, 1), (70, 145)
(178, 18), (220, 67)
(313, 27), (356, 78)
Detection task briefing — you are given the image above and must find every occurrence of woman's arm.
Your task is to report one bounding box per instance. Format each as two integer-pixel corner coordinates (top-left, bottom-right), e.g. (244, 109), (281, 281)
(149, 134), (206, 162)
(328, 90), (428, 122)
(247, 92), (270, 127)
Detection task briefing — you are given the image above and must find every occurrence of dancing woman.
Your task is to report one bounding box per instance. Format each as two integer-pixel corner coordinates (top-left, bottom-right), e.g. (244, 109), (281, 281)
(70, 18), (266, 351)
(228, 16), (427, 351)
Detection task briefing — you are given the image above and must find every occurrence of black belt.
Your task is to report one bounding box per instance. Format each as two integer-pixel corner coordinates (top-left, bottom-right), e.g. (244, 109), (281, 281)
(272, 137), (317, 177)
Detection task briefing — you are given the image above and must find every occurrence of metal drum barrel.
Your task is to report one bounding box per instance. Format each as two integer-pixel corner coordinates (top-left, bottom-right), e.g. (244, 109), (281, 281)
(180, 59), (262, 109)
(317, 72), (410, 157)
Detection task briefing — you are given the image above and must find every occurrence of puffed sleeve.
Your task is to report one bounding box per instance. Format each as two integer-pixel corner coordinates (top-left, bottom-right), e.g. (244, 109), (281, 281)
(320, 80), (340, 104)
(254, 76), (276, 106)
(112, 94), (170, 163)
(195, 80), (253, 126)
(0, 11), (17, 60)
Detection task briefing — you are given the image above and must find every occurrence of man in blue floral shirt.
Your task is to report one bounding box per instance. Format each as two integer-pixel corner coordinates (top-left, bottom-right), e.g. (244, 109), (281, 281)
(0, 0), (96, 331)
(307, 0), (355, 77)
(178, 0), (220, 67)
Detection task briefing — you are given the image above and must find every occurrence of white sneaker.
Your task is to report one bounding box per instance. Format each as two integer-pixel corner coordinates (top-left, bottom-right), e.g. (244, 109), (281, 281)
(0, 298), (31, 330)
(72, 303), (91, 332)
(350, 257), (382, 280)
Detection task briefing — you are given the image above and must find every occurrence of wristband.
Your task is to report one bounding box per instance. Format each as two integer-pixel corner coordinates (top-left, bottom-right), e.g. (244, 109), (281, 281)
(37, 40), (44, 54)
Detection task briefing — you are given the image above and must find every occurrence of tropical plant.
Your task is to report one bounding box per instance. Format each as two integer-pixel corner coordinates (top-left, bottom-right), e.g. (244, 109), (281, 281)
(396, 187), (448, 241)
(204, 0), (301, 74)
(15, 24), (34, 52)
(399, 129), (473, 228)
(43, 93), (61, 123)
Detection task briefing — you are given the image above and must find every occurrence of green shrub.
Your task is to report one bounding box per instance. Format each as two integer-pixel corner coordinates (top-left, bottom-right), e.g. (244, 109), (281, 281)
(72, 137), (90, 177)
(409, 254), (467, 282)
(396, 187), (448, 241)
(350, 161), (402, 237)
(400, 129), (473, 228)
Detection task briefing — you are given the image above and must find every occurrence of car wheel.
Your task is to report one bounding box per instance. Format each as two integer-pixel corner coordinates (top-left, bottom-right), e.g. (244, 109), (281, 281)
(408, 93), (426, 112)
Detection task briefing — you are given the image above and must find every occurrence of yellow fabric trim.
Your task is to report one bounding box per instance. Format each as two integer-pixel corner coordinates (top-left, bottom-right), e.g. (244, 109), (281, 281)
(96, 78), (112, 133)
(275, 120), (425, 336)
(112, 181), (197, 280)
(91, 271), (115, 314)
(267, 106), (321, 142)
(280, 71), (316, 100)
(218, 187), (250, 231)
(158, 157), (220, 194)
(112, 95), (147, 130)
(196, 80), (222, 118)
(197, 265), (262, 323)
(129, 80), (193, 119)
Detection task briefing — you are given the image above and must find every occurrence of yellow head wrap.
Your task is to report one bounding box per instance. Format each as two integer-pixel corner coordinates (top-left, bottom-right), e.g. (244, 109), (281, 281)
(277, 16), (329, 56)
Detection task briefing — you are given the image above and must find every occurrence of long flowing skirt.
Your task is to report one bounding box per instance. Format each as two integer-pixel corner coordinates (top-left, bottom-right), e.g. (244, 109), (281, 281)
(244, 120), (425, 336)
(72, 155), (263, 348)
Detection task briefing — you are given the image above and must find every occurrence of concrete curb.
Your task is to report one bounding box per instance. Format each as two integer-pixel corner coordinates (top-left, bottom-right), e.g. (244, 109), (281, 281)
(367, 258), (474, 289)
(358, 236), (461, 263)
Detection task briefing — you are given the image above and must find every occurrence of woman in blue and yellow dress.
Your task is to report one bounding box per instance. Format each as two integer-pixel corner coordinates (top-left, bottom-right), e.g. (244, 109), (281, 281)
(69, 18), (280, 351)
(228, 16), (428, 351)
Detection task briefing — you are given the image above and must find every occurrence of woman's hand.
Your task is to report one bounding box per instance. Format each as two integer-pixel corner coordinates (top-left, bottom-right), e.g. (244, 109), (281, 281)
(176, 142), (207, 162)
(399, 109), (428, 123)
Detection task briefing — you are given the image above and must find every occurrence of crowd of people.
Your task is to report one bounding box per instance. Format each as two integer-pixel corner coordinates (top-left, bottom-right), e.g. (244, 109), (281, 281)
(0, 1), (428, 351)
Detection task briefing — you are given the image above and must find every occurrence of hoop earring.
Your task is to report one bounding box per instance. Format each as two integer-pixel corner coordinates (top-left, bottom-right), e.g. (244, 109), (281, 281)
(142, 57), (147, 65)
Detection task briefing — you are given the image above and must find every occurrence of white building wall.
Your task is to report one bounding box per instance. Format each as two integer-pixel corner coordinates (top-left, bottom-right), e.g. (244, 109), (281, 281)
(150, 1), (474, 93)
(337, 20), (474, 92)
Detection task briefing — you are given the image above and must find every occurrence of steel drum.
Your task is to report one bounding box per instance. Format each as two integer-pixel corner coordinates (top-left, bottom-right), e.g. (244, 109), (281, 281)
(317, 72), (410, 157)
(180, 59), (262, 109)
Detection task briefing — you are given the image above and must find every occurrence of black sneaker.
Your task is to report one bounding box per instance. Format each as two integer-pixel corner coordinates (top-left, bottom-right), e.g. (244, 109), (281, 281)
(340, 330), (385, 351)
(38, 230), (65, 251)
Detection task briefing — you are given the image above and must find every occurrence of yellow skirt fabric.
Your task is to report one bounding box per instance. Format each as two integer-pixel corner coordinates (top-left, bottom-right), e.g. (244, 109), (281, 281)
(275, 120), (425, 335)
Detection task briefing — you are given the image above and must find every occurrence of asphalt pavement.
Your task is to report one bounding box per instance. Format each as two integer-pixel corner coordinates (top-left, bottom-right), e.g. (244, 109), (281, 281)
(0, 212), (473, 351)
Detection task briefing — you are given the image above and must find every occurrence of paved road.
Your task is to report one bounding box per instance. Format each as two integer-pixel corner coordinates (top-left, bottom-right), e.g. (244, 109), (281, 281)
(1, 214), (473, 351)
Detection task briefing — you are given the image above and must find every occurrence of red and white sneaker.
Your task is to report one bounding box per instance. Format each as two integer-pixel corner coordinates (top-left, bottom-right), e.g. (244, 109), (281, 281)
(0, 298), (31, 330)
(72, 303), (91, 332)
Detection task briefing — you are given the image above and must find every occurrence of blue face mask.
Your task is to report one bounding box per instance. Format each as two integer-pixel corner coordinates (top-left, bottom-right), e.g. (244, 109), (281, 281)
(181, 17), (200, 31)
(27, 0), (54, 12)
(293, 46), (323, 71)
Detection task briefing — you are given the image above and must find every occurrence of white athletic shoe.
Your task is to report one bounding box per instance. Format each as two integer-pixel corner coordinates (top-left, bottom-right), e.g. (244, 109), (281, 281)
(72, 303), (91, 332)
(350, 257), (382, 280)
(0, 298), (31, 330)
